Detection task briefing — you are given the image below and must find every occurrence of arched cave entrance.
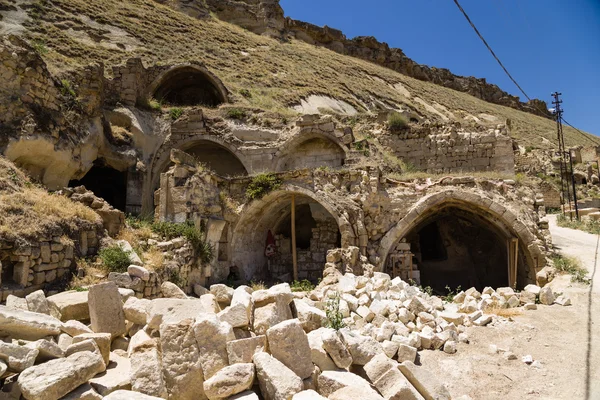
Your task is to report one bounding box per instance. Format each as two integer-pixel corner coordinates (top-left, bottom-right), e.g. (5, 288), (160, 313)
(231, 192), (342, 283)
(279, 137), (346, 171)
(386, 206), (526, 294)
(69, 164), (127, 211)
(151, 66), (226, 107)
(184, 142), (248, 177)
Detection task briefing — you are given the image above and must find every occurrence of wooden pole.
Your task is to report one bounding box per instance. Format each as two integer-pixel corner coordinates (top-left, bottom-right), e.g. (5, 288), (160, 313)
(291, 194), (298, 281)
(513, 239), (519, 289)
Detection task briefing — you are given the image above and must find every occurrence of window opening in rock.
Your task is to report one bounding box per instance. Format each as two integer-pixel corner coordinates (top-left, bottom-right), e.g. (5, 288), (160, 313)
(163, 142), (248, 179)
(281, 138), (345, 171)
(69, 165), (127, 211)
(152, 67), (225, 107)
(0, 259), (14, 286)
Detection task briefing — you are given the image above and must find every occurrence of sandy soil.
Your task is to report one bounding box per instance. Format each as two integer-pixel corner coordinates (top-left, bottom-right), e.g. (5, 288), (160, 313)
(418, 214), (600, 400)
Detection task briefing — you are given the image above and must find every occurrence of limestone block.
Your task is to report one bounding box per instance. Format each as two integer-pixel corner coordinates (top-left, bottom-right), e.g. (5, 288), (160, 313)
(66, 339), (101, 361)
(160, 319), (206, 400)
(317, 370), (376, 397)
(539, 287), (555, 305)
(147, 298), (208, 329)
(62, 320), (93, 336)
(329, 386), (384, 400)
(227, 335), (267, 364)
(398, 361), (451, 400)
(266, 319), (314, 379)
(396, 344), (418, 363)
(210, 284), (234, 305)
(438, 312), (464, 326)
(18, 351), (105, 400)
(364, 353), (397, 383)
(306, 328), (337, 372)
(161, 281), (187, 299)
(26, 289), (50, 315)
(24, 339), (65, 362)
(231, 286), (253, 321)
(130, 340), (168, 398)
(194, 313), (235, 379)
(0, 305), (62, 340)
(61, 383), (103, 400)
(127, 265), (150, 281)
(194, 284), (210, 297)
(253, 297), (293, 335)
(229, 391), (260, 400)
(294, 299), (326, 332)
(73, 333), (111, 366)
(103, 390), (165, 399)
(321, 328), (352, 369)
(292, 390), (328, 400)
(373, 367), (424, 400)
(58, 333), (74, 351)
(6, 295), (28, 310)
(47, 290), (90, 321)
(88, 352), (131, 396)
(339, 328), (384, 365)
(88, 282), (126, 339)
(382, 340), (399, 359)
(218, 303), (250, 328)
(203, 363), (255, 400)
(123, 297), (150, 325)
(252, 283), (293, 308)
(253, 352), (303, 400)
(0, 341), (39, 372)
(116, 240), (143, 266)
(201, 293), (222, 313)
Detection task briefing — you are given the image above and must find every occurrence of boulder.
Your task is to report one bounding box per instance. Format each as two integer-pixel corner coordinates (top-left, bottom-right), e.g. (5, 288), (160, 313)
(128, 265), (150, 281)
(539, 287), (555, 305)
(17, 351), (105, 400)
(0, 305), (62, 340)
(227, 335), (267, 364)
(6, 295), (28, 310)
(364, 353), (397, 383)
(161, 281), (188, 299)
(317, 370), (376, 397)
(218, 303), (250, 328)
(47, 291), (90, 321)
(116, 240), (143, 266)
(266, 319), (314, 379)
(329, 386), (384, 400)
(129, 339), (168, 398)
(26, 290), (50, 314)
(201, 294), (222, 313)
(194, 284), (210, 297)
(229, 391), (260, 400)
(123, 297), (151, 325)
(194, 313), (235, 379)
(88, 282), (126, 339)
(321, 328), (352, 369)
(103, 390), (165, 399)
(397, 344), (418, 363)
(160, 319), (206, 400)
(24, 339), (65, 362)
(203, 363), (255, 400)
(373, 367), (424, 400)
(61, 383), (103, 400)
(292, 390), (328, 400)
(72, 333), (111, 366)
(0, 341), (39, 372)
(210, 284), (234, 305)
(306, 328), (338, 372)
(66, 339), (102, 361)
(231, 286), (253, 323)
(252, 283), (293, 308)
(398, 361), (451, 400)
(147, 298), (209, 329)
(253, 297), (293, 335)
(253, 352), (303, 400)
(88, 352), (132, 396)
(339, 329), (384, 365)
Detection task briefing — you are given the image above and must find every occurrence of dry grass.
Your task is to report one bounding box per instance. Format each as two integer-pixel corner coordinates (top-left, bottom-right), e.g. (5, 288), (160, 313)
(24, 0), (599, 148)
(250, 281), (267, 291)
(487, 306), (523, 318)
(109, 125), (133, 144)
(67, 258), (106, 290)
(143, 246), (165, 271)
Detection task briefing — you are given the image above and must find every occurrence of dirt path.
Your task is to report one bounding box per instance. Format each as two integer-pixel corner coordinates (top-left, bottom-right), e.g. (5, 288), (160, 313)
(418, 215), (600, 400)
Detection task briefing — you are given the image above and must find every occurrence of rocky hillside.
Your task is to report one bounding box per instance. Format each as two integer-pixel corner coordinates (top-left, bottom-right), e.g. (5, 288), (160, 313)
(1, 0), (598, 149)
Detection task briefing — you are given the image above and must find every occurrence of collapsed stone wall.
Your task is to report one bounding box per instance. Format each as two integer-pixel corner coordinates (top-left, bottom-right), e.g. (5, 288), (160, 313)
(380, 124), (514, 174)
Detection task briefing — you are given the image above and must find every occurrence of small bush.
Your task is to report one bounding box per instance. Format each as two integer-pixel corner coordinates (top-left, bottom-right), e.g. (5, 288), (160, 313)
(388, 112), (408, 131)
(551, 253), (591, 284)
(291, 280), (315, 292)
(525, 146), (534, 153)
(31, 39), (48, 55)
(226, 108), (247, 119)
(150, 220), (214, 265)
(169, 107), (184, 120)
(325, 292), (345, 330)
(246, 173), (282, 200)
(443, 285), (462, 302)
(239, 89), (252, 98)
(60, 79), (76, 98)
(148, 98), (162, 111)
(99, 245), (131, 273)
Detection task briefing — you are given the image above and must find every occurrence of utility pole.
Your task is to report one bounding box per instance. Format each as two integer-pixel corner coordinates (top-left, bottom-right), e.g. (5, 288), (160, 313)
(552, 92), (579, 220)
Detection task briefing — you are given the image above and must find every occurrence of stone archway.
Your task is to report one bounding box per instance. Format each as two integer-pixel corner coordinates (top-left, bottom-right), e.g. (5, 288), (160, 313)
(274, 132), (348, 172)
(230, 186), (356, 282)
(378, 190), (545, 291)
(147, 65), (228, 107)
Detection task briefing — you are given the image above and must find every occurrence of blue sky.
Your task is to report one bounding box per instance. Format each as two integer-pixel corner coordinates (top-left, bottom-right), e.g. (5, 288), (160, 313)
(280, 0), (600, 136)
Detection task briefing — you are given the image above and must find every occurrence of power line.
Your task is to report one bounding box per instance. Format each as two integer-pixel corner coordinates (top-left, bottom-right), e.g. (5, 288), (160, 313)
(451, 0), (532, 102)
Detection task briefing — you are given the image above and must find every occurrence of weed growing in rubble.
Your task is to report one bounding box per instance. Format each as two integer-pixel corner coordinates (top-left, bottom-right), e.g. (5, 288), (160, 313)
(291, 279), (315, 292)
(443, 285), (462, 302)
(325, 292), (345, 330)
(31, 39), (49, 55)
(226, 108), (247, 119)
(246, 173), (282, 200)
(99, 245), (131, 273)
(169, 107), (184, 121)
(551, 253), (591, 284)
(250, 281), (267, 291)
(60, 79), (77, 98)
(388, 112), (408, 131)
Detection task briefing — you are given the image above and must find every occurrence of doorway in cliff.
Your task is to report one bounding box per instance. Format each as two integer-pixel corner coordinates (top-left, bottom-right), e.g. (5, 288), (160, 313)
(151, 66), (226, 107)
(69, 165), (127, 211)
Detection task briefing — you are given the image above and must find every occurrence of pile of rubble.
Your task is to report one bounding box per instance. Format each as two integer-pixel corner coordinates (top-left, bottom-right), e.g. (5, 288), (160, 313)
(0, 271), (568, 400)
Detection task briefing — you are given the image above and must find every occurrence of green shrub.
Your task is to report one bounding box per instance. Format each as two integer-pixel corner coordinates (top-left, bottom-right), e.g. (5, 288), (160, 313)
(60, 79), (76, 98)
(31, 39), (48, 55)
(151, 220), (214, 265)
(551, 253), (590, 284)
(325, 292), (345, 330)
(169, 107), (184, 120)
(148, 98), (162, 111)
(99, 245), (131, 273)
(239, 89), (252, 98)
(388, 112), (408, 130)
(443, 285), (462, 302)
(226, 108), (246, 119)
(246, 173), (282, 200)
(291, 280), (315, 292)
